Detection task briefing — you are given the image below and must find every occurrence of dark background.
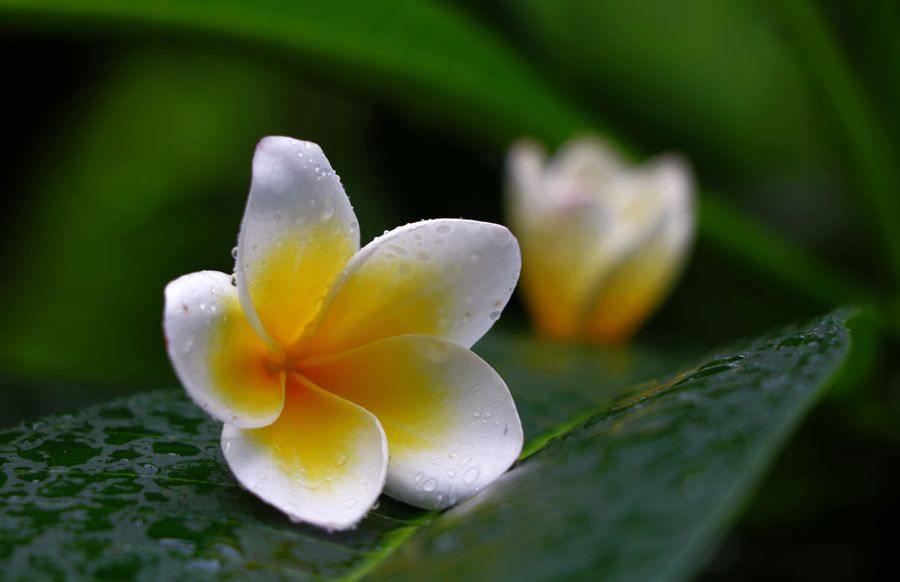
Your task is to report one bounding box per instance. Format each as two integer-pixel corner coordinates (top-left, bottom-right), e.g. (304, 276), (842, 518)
(1, 1), (898, 578)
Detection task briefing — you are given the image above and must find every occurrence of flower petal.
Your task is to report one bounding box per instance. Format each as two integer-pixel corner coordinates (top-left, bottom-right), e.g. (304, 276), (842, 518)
(299, 219), (520, 357)
(236, 136), (359, 348)
(546, 135), (623, 191)
(301, 335), (523, 509)
(508, 144), (611, 338)
(164, 271), (284, 428)
(584, 154), (695, 342)
(221, 375), (388, 530)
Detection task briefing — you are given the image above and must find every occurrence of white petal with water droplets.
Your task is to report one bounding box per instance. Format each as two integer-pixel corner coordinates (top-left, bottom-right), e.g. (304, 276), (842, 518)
(222, 376), (388, 530)
(302, 219), (521, 356)
(301, 334), (523, 509)
(163, 271), (284, 429)
(236, 136), (360, 348)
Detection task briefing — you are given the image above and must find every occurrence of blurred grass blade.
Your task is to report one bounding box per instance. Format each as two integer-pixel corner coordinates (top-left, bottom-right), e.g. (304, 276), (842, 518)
(0, 51), (292, 387)
(0, 0), (595, 147)
(375, 309), (864, 580)
(0, 49), (395, 391)
(777, 0), (900, 290)
(0, 310), (864, 579)
(699, 193), (868, 307)
(0, 0), (868, 308)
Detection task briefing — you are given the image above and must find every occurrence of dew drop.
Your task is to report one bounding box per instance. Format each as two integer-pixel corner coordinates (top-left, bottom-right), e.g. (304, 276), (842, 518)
(492, 228), (512, 246)
(489, 310), (501, 320)
(231, 247), (239, 259)
(436, 223), (452, 235)
(422, 478), (438, 492)
(321, 198), (336, 220)
(335, 454), (348, 467)
(463, 466), (481, 485)
(415, 252), (431, 262)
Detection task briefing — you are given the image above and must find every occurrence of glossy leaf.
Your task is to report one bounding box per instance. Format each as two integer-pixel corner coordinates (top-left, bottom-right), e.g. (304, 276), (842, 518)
(0, 310), (859, 579)
(375, 309), (861, 580)
(0, 334), (686, 579)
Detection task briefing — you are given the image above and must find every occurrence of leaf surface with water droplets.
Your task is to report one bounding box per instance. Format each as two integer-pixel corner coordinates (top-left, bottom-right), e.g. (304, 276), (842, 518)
(0, 309), (862, 580)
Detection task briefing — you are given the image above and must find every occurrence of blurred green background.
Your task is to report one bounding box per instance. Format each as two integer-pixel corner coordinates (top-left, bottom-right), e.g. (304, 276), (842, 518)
(0, 0), (897, 578)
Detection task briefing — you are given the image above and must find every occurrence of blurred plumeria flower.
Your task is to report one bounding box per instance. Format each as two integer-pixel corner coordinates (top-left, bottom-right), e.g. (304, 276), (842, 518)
(164, 137), (523, 530)
(506, 136), (695, 344)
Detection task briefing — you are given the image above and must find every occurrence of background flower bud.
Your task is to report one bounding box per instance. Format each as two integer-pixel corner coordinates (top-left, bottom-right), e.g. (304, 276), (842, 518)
(506, 136), (695, 344)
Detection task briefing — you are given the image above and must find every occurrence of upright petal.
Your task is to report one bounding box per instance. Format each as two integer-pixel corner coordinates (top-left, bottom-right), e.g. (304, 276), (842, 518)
(508, 144), (611, 338)
(300, 335), (523, 509)
(222, 376), (388, 530)
(547, 135), (623, 191)
(298, 219), (520, 357)
(236, 137), (359, 348)
(164, 271), (284, 428)
(584, 155), (695, 342)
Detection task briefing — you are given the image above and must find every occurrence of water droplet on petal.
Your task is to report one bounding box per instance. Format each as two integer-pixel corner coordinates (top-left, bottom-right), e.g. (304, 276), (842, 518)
(492, 228), (513, 246)
(321, 198), (336, 220)
(422, 478), (438, 492)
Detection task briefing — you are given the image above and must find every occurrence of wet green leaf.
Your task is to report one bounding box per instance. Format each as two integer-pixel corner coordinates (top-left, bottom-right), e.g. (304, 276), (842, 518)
(0, 310), (859, 580)
(376, 309), (862, 580)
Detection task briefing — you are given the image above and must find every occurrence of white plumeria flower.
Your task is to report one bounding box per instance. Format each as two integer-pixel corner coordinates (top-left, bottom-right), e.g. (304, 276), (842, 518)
(164, 136), (523, 530)
(506, 136), (694, 344)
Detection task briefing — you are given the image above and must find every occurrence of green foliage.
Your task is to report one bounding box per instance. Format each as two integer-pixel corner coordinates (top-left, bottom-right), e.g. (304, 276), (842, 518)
(0, 0), (866, 328)
(0, 310), (859, 580)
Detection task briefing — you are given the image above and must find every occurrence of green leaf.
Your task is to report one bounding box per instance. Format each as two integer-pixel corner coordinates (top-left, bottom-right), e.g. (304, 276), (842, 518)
(0, 310), (859, 579)
(0, 0), (593, 147)
(375, 309), (862, 580)
(475, 333), (697, 445)
(775, 0), (900, 290)
(503, 0), (828, 176)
